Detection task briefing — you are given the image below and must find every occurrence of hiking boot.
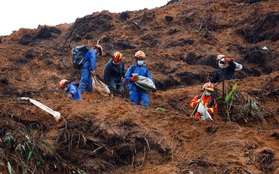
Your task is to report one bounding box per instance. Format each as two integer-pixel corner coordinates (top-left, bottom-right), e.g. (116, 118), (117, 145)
(109, 93), (114, 99)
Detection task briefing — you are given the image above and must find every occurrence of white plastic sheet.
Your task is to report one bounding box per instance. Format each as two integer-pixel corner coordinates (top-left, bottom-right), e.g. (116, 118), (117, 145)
(197, 102), (213, 121)
(19, 97), (61, 123)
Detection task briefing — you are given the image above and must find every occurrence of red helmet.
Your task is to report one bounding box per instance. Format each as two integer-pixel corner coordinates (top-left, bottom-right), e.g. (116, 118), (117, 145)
(202, 82), (214, 92)
(93, 44), (103, 56)
(59, 79), (69, 89)
(113, 51), (122, 64)
(134, 50), (146, 59)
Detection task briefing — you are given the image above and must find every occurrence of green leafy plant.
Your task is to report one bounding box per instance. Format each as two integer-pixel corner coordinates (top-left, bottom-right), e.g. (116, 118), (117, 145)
(217, 83), (238, 122)
(3, 133), (15, 150)
(1, 131), (59, 173)
(156, 106), (165, 111)
(7, 161), (13, 174)
(243, 95), (267, 124)
(217, 82), (267, 124)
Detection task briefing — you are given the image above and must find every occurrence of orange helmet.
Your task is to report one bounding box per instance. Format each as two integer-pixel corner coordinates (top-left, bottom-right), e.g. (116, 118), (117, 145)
(134, 50), (146, 59)
(93, 44), (103, 56)
(202, 82), (214, 92)
(59, 79), (69, 89)
(113, 51), (122, 64)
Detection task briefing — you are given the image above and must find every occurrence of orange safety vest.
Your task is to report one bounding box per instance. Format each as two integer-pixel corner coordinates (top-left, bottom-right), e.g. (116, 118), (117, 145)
(189, 94), (218, 119)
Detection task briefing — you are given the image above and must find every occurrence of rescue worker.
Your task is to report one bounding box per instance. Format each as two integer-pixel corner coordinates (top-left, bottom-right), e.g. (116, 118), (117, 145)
(124, 50), (153, 107)
(211, 54), (242, 83)
(189, 82), (217, 120)
(59, 79), (82, 100)
(104, 51), (125, 97)
(78, 44), (103, 92)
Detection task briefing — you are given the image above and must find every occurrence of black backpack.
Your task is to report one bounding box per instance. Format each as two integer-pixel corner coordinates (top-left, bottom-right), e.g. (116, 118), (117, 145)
(72, 46), (89, 69)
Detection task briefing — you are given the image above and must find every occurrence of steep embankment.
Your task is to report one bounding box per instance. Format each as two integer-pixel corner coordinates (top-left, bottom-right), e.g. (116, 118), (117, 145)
(0, 0), (278, 173)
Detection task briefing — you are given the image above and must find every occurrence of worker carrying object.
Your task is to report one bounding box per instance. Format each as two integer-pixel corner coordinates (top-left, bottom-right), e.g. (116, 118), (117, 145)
(189, 82), (217, 120)
(211, 54), (243, 83)
(124, 50), (154, 107)
(104, 51), (125, 97)
(77, 44), (103, 92)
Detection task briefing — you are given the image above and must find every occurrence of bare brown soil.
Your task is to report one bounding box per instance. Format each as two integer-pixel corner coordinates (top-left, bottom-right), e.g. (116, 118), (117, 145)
(0, 0), (278, 173)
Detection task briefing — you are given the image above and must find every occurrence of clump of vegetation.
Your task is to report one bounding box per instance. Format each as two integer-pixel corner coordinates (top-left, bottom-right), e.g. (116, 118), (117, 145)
(0, 120), (86, 174)
(217, 83), (267, 125)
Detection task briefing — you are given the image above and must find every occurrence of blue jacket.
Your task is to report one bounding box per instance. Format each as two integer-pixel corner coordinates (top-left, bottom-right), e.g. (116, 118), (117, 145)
(66, 82), (82, 100)
(82, 49), (97, 70)
(124, 63), (153, 91)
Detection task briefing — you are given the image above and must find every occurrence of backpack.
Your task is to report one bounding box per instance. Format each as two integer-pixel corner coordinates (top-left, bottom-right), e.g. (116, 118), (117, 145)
(72, 46), (89, 69)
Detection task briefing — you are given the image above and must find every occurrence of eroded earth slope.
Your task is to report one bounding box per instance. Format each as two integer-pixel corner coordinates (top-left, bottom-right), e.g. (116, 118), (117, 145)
(0, 0), (278, 173)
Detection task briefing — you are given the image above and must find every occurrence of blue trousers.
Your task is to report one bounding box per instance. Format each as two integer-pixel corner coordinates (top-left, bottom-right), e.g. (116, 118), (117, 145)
(130, 90), (149, 107)
(79, 68), (93, 92)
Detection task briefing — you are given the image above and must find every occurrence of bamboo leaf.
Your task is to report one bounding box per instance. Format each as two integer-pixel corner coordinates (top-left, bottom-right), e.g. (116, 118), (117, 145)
(232, 83), (237, 91)
(244, 102), (250, 109)
(156, 106), (165, 111)
(225, 83), (237, 102)
(7, 161), (13, 174)
(27, 151), (33, 163)
(252, 102), (258, 110)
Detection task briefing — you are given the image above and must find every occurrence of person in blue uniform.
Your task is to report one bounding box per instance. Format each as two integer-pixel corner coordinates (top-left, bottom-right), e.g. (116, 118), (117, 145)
(59, 79), (82, 100)
(124, 50), (153, 107)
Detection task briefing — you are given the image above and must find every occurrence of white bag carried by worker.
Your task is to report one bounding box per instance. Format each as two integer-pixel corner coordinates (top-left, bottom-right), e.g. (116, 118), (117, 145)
(92, 75), (110, 96)
(197, 102), (213, 121)
(234, 61), (243, 71)
(135, 75), (156, 92)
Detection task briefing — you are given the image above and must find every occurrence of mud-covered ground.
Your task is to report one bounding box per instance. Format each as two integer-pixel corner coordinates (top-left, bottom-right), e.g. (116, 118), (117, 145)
(0, 0), (278, 173)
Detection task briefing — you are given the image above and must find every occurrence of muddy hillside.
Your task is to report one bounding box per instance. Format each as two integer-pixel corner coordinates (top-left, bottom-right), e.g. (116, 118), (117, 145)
(0, 0), (278, 173)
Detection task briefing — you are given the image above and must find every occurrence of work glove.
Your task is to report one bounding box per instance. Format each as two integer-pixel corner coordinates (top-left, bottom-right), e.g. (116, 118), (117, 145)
(130, 76), (138, 82)
(67, 94), (73, 100)
(224, 58), (232, 62)
(91, 70), (96, 76)
(132, 73), (139, 78)
(207, 107), (214, 114)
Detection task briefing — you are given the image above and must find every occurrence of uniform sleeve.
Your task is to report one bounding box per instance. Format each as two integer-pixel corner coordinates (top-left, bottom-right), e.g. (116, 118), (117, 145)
(228, 60), (236, 71)
(103, 62), (110, 85)
(84, 49), (96, 70)
(124, 66), (133, 82)
(121, 62), (125, 78)
(146, 69), (153, 81)
(211, 71), (219, 83)
(69, 85), (78, 96)
(189, 95), (199, 109)
(206, 99), (218, 114)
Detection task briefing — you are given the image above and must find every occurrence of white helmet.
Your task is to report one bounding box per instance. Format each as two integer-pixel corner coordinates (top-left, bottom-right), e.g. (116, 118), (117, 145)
(218, 58), (229, 69)
(217, 54), (226, 61)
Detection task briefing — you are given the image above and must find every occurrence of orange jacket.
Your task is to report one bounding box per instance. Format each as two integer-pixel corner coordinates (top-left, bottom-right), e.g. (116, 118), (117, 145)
(189, 94), (218, 119)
